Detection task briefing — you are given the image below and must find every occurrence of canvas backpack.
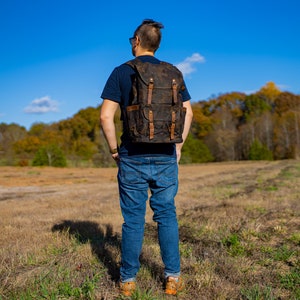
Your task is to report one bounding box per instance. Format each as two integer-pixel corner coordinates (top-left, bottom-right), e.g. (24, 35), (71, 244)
(125, 58), (187, 143)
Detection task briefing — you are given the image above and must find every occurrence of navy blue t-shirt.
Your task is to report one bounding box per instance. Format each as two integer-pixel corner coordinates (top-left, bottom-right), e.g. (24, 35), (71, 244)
(101, 55), (191, 157)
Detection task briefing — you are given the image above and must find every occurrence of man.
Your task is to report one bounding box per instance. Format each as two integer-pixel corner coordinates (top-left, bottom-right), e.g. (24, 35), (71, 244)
(100, 19), (193, 297)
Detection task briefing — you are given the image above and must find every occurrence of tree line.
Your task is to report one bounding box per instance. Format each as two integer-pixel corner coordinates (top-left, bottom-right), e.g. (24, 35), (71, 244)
(1, 82), (300, 167)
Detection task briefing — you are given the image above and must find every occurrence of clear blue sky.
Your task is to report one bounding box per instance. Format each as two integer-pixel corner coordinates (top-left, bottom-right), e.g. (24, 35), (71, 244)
(1, 0), (299, 129)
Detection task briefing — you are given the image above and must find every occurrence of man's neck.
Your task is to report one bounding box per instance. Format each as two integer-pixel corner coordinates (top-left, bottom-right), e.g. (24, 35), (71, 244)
(135, 49), (154, 57)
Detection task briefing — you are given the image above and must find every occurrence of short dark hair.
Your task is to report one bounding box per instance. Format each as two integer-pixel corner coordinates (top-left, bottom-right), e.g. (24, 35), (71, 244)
(134, 19), (164, 52)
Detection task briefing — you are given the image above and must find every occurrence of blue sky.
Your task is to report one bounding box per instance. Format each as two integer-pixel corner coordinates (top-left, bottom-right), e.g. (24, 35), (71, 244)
(1, 0), (299, 129)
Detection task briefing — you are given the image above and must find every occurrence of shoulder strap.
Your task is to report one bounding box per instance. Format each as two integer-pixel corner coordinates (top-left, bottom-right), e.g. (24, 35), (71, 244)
(125, 59), (151, 104)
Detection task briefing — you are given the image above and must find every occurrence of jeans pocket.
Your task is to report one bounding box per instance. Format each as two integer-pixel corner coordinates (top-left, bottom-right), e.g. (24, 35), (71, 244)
(155, 158), (178, 187)
(118, 158), (142, 184)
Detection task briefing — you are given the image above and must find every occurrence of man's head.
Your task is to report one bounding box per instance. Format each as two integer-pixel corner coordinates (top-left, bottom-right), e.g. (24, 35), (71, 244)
(130, 19), (164, 56)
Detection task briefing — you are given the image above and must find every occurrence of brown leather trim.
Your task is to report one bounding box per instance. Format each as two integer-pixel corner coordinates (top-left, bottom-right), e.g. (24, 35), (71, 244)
(170, 111), (176, 139)
(149, 110), (154, 139)
(126, 105), (139, 112)
(147, 78), (154, 105)
(172, 79), (178, 104)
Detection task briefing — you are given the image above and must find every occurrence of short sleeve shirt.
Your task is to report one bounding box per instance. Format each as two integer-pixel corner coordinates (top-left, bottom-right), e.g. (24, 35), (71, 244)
(101, 55), (191, 157)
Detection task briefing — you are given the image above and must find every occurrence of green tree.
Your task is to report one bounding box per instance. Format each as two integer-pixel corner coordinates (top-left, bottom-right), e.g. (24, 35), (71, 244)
(73, 137), (98, 160)
(181, 134), (214, 164)
(248, 139), (273, 161)
(75, 106), (100, 141)
(244, 94), (272, 121)
(32, 144), (67, 167)
(28, 122), (50, 137)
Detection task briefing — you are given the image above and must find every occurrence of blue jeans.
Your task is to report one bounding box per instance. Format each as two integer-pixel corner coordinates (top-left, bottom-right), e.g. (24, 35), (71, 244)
(117, 155), (180, 282)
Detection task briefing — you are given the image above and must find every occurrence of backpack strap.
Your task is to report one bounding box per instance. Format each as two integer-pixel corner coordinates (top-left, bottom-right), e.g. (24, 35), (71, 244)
(172, 79), (178, 104)
(126, 59), (155, 105)
(147, 78), (154, 105)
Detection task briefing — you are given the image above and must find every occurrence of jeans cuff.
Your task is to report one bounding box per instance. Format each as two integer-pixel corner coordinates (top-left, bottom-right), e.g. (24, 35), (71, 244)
(121, 277), (136, 283)
(165, 272), (181, 279)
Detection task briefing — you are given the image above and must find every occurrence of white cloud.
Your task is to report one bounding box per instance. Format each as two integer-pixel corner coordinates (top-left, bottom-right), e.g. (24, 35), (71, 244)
(277, 84), (289, 91)
(244, 90), (256, 95)
(175, 53), (205, 76)
(24, 96), (59, 114)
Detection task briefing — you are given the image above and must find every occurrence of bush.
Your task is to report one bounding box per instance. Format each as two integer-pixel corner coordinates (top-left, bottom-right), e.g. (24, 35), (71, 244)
(32, 145), (67, 167)
(249, 139), (273, 161)
(181, 135), (214, 164)
(17, 159), (29, 167)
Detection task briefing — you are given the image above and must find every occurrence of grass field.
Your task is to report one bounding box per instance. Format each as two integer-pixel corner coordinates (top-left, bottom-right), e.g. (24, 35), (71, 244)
(0, 161), (299, 299)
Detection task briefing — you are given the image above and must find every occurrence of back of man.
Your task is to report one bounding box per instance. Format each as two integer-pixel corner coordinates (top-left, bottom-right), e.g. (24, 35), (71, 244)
(100, 19), (193, 297)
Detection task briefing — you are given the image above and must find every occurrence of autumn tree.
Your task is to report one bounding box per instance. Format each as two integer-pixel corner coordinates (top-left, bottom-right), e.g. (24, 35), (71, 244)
(203, 92), (245, 161)
(13, 123), (66, 164)
(74, 106), (100, 141)
(257, 81), (281, 104)
(13, 136), (41, 155)
(274, 92), (300, 115)
(273, 92), (300, 159)
(2, 81), (300, 165)
(0, 123), (27, 165)
(190, 102), (212, 139)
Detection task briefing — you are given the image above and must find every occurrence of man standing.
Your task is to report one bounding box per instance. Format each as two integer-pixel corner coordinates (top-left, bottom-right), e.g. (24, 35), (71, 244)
(100, 19), (193, 296)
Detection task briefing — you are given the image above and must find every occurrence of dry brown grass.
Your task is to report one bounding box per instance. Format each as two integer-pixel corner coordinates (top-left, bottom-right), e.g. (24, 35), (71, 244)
(0, 161), (299, 299)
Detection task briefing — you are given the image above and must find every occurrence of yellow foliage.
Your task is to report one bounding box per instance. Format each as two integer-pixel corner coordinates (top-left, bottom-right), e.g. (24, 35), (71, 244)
(13, 136), (41, 154)
(258, 81), (281, 102)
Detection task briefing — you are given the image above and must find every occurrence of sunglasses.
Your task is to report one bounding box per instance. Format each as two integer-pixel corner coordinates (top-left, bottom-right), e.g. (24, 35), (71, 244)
(129, 36), (136, 45)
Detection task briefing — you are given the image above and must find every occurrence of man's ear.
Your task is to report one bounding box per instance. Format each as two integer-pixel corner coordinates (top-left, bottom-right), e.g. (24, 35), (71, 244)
(135, 36), (141, 46)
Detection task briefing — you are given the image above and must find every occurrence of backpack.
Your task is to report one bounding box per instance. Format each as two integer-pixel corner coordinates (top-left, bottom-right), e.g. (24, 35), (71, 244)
(125, 58), (186, 143)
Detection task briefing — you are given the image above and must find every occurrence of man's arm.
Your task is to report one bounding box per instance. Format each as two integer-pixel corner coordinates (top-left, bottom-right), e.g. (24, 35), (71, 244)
(176, 100), (193, 163)
(100, 99), (120, 159)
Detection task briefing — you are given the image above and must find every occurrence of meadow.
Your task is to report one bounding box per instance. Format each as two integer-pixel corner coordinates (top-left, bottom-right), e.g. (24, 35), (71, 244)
(0, 161), (299, 299)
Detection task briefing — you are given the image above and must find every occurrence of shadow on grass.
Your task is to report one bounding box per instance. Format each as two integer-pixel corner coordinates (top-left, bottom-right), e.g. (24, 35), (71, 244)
(52, 220), (121, 282)
(52, 221), (176, 285)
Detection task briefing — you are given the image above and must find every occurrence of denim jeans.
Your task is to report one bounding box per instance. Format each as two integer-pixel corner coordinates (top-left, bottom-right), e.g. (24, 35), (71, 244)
(117, 155), (180, 282)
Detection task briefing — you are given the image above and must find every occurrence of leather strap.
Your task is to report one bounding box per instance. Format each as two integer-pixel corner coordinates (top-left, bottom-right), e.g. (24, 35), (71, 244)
(170, 111), (176, 140)
(172, 79), (178, 104)
(147, 78), (154, 105)
(149, 110), (154, 139)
